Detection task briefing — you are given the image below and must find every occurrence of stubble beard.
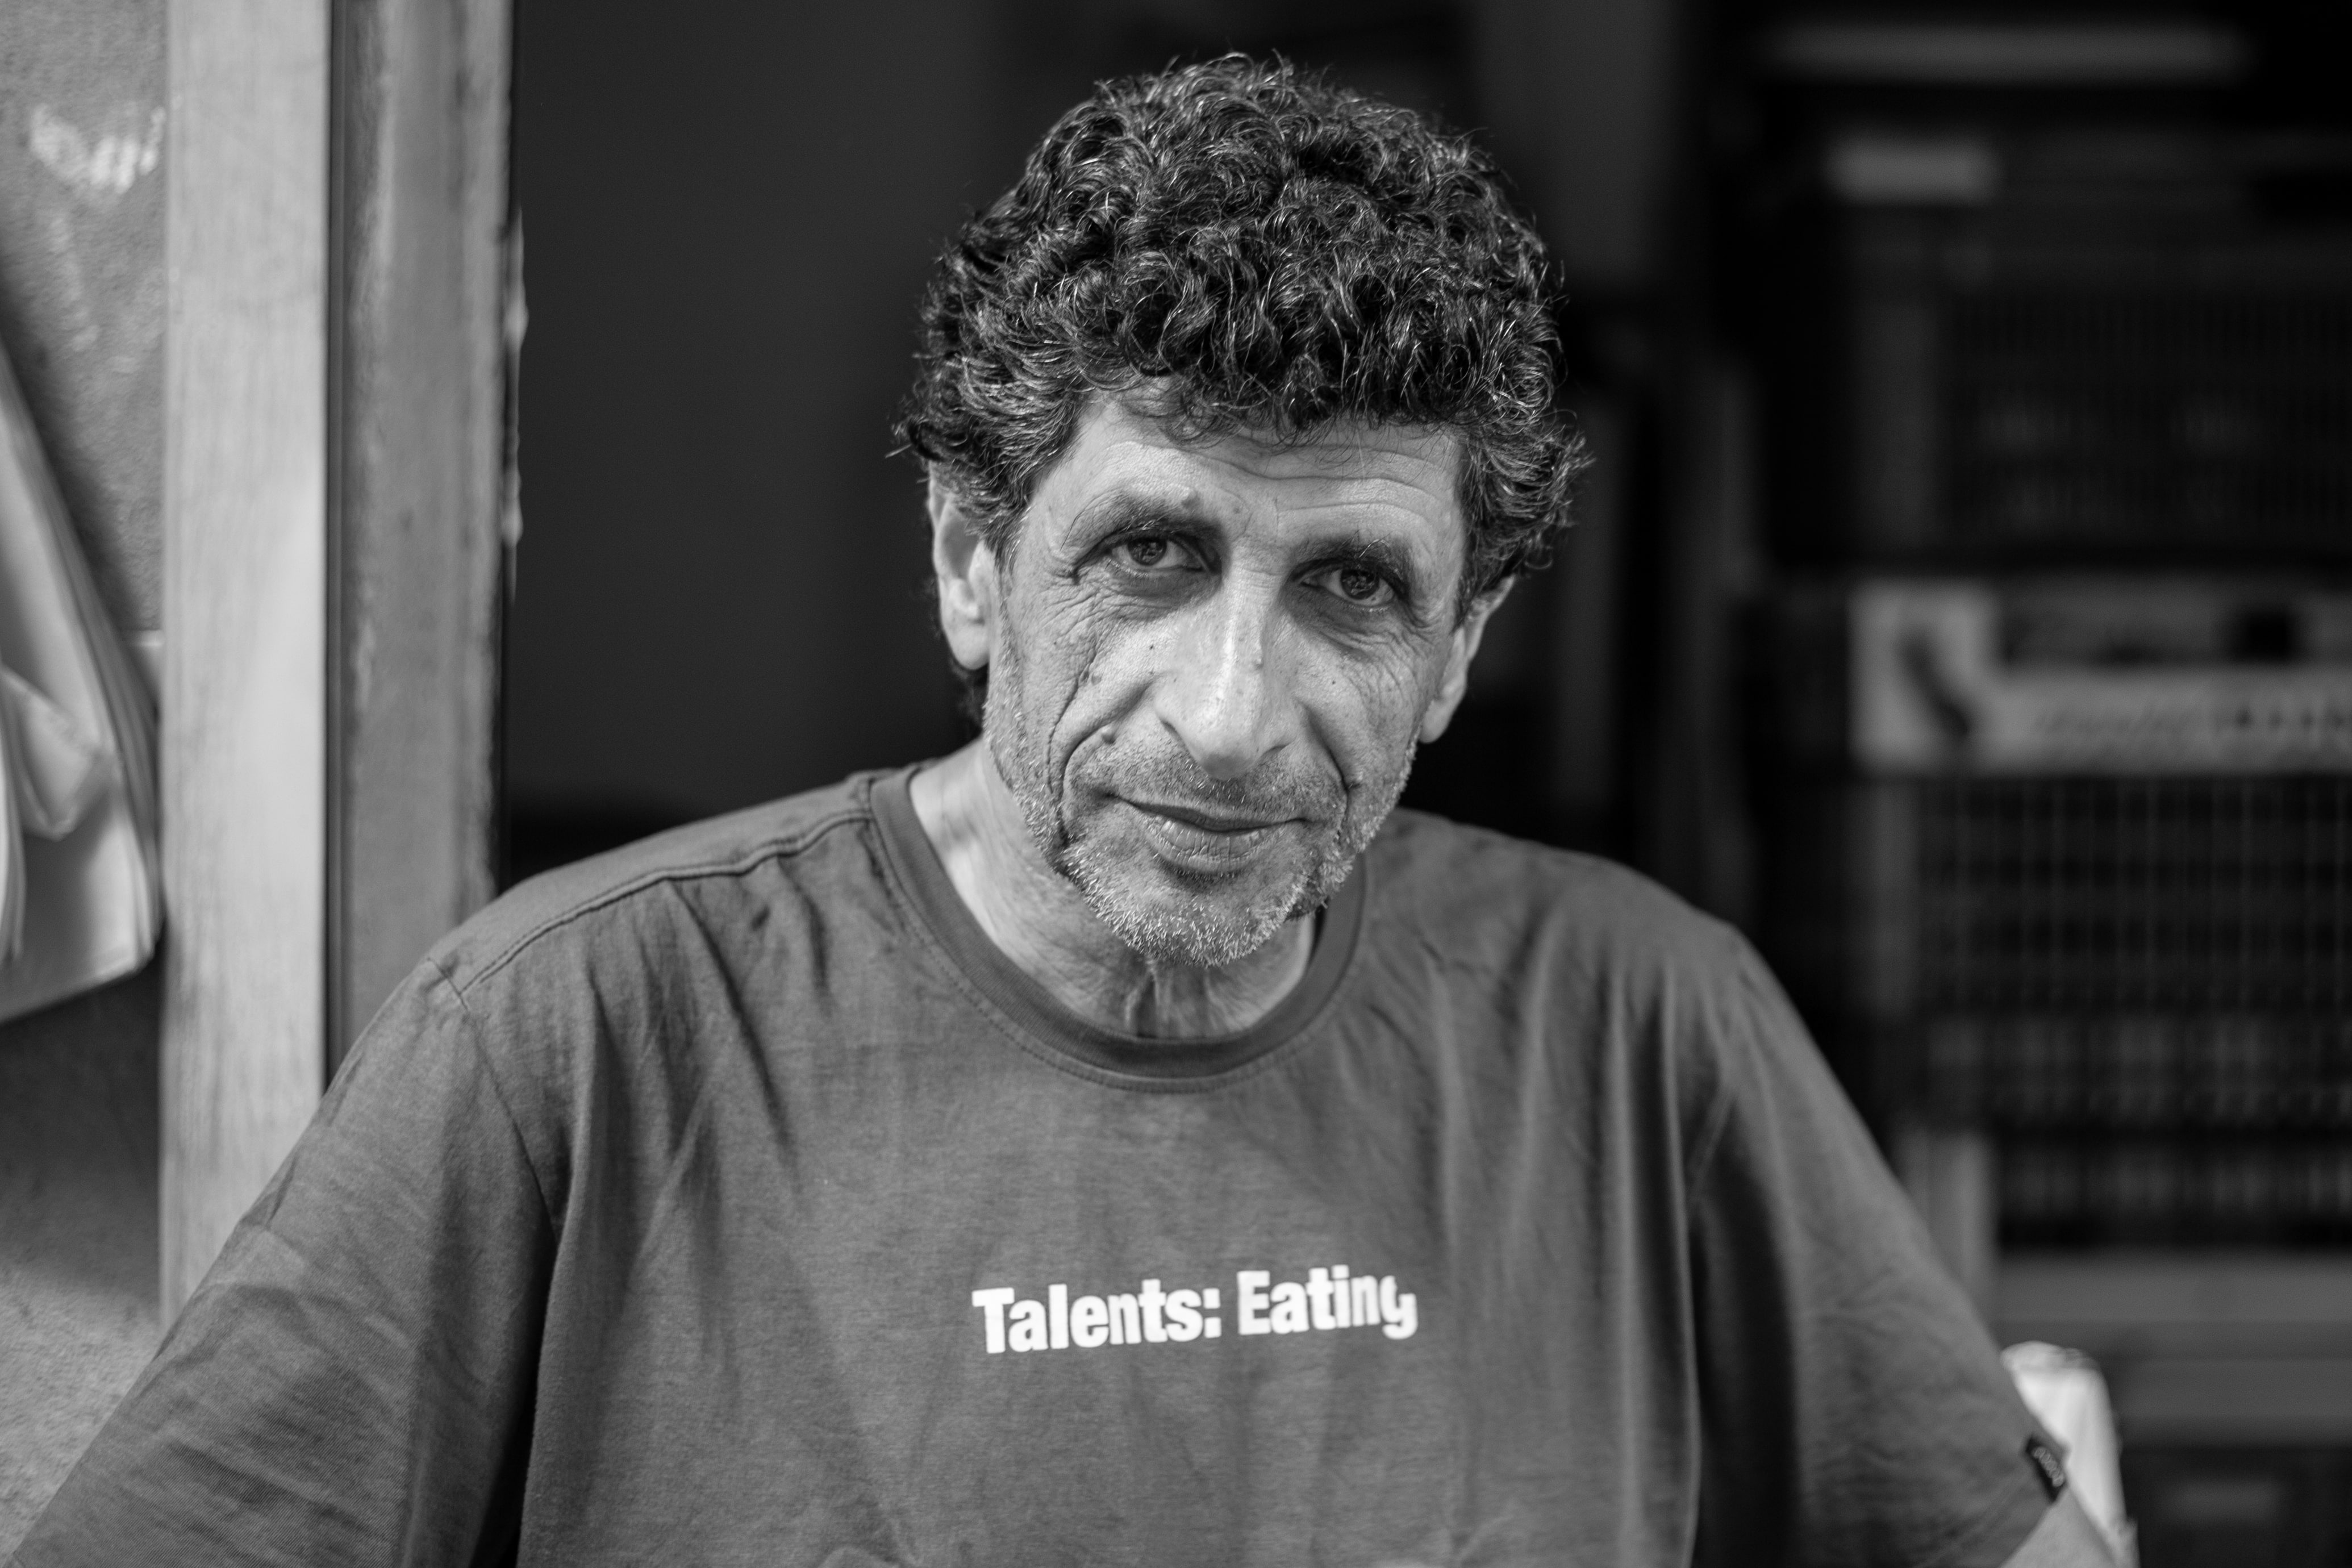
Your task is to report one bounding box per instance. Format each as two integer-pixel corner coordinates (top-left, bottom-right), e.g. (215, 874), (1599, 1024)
(983, 636), (1412, 971)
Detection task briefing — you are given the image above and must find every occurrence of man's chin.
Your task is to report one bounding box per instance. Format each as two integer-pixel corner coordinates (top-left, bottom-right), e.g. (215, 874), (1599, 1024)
(1081, 882), (1306, 970)
(1057, 839), (1325, 970)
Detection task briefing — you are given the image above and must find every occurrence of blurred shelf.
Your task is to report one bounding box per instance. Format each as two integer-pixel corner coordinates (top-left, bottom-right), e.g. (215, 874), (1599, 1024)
(1997, 1250), (2352, 1445)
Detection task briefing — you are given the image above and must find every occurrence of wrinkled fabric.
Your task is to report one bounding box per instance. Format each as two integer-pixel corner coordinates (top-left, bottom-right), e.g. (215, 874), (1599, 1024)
(18, 768), (2050, 1568)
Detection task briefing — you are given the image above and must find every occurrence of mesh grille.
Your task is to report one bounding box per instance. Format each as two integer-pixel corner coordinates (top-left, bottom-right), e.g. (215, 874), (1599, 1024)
(1915, 776), (2352, 1011)
(1900, 778), (2352, 1245)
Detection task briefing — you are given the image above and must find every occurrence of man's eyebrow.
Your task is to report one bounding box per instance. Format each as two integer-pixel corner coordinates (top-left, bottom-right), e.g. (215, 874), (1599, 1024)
(1312, 536), (1423, 585)
(1071, 490), (1204, 536)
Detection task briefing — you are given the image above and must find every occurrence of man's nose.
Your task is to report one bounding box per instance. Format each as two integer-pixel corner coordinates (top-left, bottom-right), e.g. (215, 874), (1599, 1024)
(1155, 578), (1293, 781)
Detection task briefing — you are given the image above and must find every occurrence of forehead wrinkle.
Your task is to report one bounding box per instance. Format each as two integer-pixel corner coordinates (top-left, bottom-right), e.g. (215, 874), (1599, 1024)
(1197, 411), (1457, 469)
(1279, 484), (1457, 540)
(1218, 447), (1463, 564)
(1205, 450), (1457, 511)
(1054, 404), (1459, 516)
(1113, 411), (1456, 494)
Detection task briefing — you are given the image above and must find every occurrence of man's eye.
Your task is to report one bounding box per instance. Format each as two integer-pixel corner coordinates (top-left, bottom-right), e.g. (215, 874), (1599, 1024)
(1315, 564), (1396, 608)
(1098, 534), (1203, 583)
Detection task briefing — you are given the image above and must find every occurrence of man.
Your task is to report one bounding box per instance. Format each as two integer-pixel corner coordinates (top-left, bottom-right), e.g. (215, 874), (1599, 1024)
(18, 58), (2108, 1567)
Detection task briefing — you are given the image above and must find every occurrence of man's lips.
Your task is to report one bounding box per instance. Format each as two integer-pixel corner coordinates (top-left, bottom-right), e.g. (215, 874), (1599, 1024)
(1123, 798), (1298, 835)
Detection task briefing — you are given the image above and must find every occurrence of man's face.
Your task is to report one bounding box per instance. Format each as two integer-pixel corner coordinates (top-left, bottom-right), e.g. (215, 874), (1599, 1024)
(950, 398), (1496, 969)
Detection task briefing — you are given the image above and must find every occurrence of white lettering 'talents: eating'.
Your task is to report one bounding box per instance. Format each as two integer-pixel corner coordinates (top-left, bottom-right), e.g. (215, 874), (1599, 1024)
(971, 1266), (1416, 1354)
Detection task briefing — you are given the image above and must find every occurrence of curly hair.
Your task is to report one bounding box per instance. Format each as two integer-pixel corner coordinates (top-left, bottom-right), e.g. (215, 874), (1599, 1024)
(896, 55), (1585, 617)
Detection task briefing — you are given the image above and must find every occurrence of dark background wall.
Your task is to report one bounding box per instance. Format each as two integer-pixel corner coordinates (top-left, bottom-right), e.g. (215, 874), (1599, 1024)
(504, 0), (996, 846)
(501, 0), (1679, 877)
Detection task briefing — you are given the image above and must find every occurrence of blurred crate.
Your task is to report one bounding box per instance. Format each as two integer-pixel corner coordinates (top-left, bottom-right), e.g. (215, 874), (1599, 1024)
(1744, 71), (2352, 1540)
(1765, 211), (2352, 566)
(1768, 774), (2352, 1245)
(1759, 580), (2352, 1246)
(1763, 582), (2352, 1012)
(1768, 775), (2352, 1031)
(1946, 288), (2352, 555)
(1915, 777), (2352, 1014)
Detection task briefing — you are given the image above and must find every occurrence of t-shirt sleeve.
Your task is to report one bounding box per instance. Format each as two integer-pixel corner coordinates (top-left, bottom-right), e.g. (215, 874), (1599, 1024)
(1686, 939), (2053, 1568)
(12, 963), (552, 1567)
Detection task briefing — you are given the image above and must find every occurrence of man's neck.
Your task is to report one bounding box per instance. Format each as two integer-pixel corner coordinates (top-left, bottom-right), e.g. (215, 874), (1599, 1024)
(908, 741), (1315, 1039)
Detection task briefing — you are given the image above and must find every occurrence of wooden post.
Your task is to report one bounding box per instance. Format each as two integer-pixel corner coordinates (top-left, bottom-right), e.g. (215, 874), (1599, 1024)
(160, 0), (333, 1316)
(160, 0), (511, 1318)
(331, 0), (512, 1064)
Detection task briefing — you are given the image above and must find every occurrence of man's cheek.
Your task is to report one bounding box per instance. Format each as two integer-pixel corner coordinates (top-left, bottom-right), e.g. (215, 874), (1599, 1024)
(1053, 620), (1165, 739)
(1039, 580), (1131, 647)
(1303, 660), (1428, 777)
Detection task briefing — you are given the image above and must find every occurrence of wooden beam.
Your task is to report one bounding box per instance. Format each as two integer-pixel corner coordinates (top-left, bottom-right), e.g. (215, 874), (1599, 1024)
(160, 0), (331, 1317)
(331, 0), (511, 1062)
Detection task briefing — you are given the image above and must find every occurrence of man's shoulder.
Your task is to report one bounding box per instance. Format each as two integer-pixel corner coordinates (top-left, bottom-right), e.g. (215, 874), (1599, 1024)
(429, 772), (891, 996)
(1363, 808), (1745, 978)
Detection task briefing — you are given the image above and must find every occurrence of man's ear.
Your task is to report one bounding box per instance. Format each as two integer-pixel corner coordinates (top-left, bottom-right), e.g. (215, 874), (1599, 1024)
(928, 473), (999, 674)
(1417, 577), (1514, 744)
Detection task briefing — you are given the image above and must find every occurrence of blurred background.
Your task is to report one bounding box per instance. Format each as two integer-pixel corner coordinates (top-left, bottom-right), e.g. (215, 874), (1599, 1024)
(1, 0), (2347, 1558)
(505, 1), (2352, 1559)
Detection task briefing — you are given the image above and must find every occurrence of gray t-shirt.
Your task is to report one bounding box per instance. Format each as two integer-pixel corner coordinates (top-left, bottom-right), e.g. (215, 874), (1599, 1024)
(17, 768), (2055, 1567)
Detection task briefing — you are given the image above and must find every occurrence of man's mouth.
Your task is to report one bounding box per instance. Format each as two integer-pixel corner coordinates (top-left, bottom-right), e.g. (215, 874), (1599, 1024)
(1115, 795), (1306, 871)
(1126, 798), (1294, 835)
